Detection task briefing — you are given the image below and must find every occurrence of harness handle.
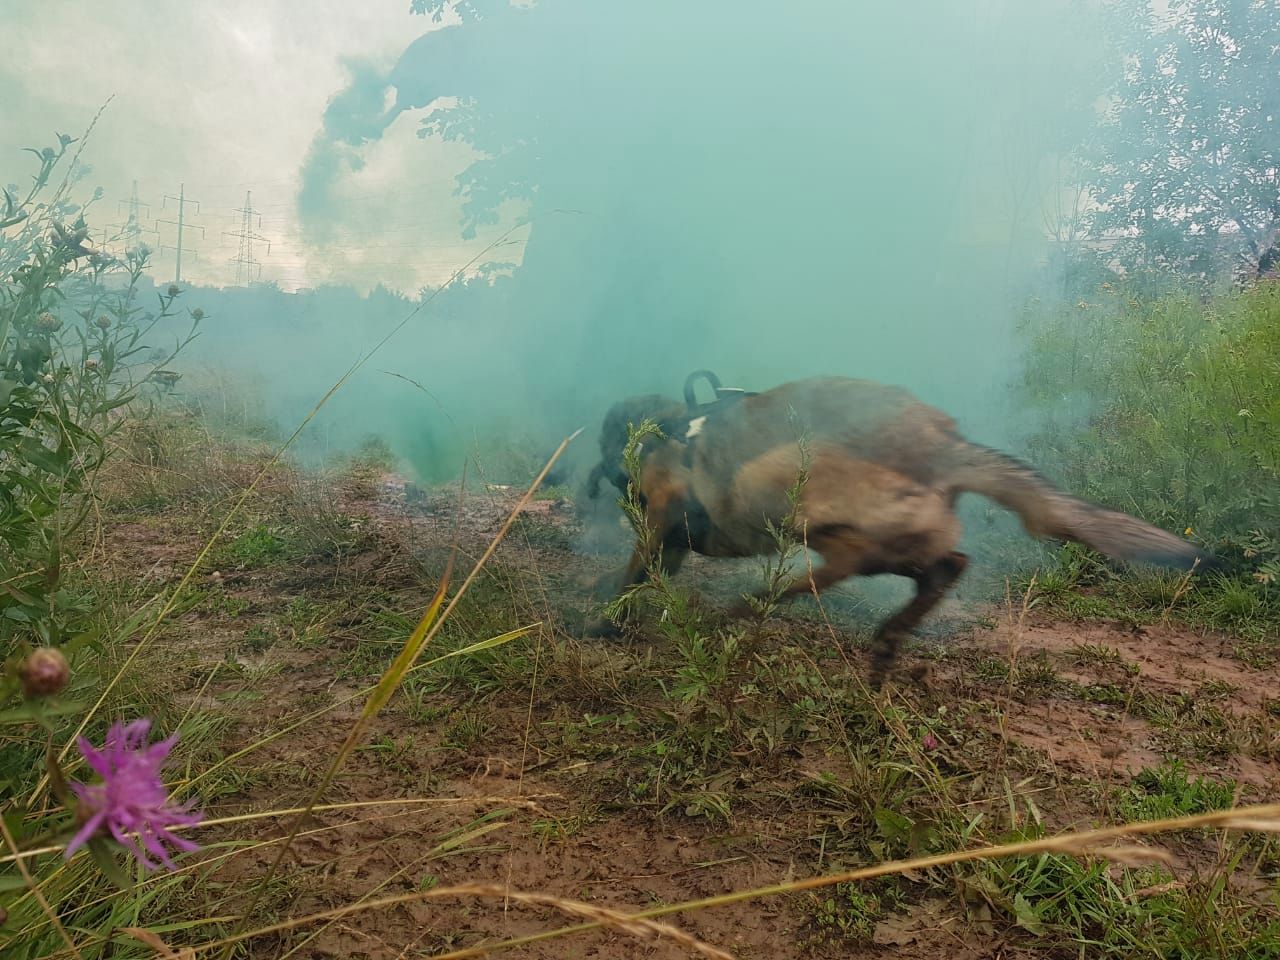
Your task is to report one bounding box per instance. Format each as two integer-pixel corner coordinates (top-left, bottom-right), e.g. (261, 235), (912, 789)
(683, 369), (723, 411)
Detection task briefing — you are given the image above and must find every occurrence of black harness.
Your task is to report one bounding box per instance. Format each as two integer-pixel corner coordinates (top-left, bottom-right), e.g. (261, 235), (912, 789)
(668, 370), (757, 468)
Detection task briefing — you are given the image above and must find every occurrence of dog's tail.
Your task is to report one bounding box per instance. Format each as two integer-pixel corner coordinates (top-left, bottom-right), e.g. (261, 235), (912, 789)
(945, 442), (1214, 572)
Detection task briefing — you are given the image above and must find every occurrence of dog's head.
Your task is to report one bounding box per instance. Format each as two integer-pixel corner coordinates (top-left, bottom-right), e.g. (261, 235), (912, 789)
(586, 392), (685, 499)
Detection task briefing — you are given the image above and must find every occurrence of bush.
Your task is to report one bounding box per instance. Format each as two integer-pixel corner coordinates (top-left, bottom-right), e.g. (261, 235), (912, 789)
(1, 136), (205, 930)
(1017, 282), (1280, 586)
(1, 135), (202, 665)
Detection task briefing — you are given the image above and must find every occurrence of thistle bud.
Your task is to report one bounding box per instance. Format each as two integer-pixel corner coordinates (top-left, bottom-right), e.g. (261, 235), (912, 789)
(95, 315), (112, 330)
(20, 647), (70, 698)
(36, 311), (62, 333)
(191, 308), (205, 320)
(85, 358), (100, 371)
(167, 284), (181, 297)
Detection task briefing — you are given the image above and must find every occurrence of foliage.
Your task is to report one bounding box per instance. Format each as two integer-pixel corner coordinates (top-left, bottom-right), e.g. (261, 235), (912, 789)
(1119, 760), (1237, 822)
(0, 137), (201, 676)
(1, 135), (205, 935)
(1017, 282), (1280, 583)
(1086, 0), (1280, 281)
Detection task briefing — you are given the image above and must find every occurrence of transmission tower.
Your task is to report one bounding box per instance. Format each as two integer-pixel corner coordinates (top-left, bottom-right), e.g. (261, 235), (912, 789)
(157, 183), (204, 283)
(225, 191), (271, 285)
(109, 180), (157, 256)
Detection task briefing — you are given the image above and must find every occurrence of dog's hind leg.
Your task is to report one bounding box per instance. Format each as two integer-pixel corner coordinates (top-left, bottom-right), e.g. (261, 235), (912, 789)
(868, 551), (968, 690)
(729, 525), (871, 617)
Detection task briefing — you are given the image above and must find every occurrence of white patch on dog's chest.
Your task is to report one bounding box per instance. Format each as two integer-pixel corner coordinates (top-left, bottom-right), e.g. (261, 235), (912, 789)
(684, 416), (707, 439)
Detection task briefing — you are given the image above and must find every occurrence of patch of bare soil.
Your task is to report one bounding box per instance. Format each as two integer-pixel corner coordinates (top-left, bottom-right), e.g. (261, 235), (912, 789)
(100, 469), (1279, 959)
(942, 616), (1279, 792)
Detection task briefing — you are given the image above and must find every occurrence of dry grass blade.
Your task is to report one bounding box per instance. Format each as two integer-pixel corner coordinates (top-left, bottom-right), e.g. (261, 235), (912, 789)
(0, 795), (550, 866)
(426, 801), (1280, 958)
(427, 882), (734, 960)
(0, 815), (83, 959)
(36, 360), (361, 797)
(193, 881), (733, 959)
(214, 429), (580, 960)
(31, 221), (531, 803)
(1219, 817), (1280, 832)
(1063, 843), (1176, 869)
(179, 625), (538, 796)
(1133, 880), (1186, 898)
(13, 799), (551, 949)
(121, 927), (196, 960)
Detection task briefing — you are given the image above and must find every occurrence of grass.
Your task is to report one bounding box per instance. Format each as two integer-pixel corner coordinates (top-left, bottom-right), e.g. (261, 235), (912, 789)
(3, 407), (1279, 958)
(1013, 542), (1280, 658)
(1118, 760), (1237, 821)
(1017, 283), (1280, 624)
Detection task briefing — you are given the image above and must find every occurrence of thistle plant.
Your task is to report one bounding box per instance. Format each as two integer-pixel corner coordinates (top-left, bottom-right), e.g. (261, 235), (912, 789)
(1, 134), (206, 904)
(64, 718), (202, 872)
(1, 134), (203, 697)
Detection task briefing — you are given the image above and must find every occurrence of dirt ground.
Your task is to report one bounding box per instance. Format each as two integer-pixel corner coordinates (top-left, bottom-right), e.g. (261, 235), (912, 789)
(104, 465), (1279, 959)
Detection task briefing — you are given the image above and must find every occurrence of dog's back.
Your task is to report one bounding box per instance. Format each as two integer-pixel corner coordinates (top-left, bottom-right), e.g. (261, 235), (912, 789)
(688, 376), (963, 491)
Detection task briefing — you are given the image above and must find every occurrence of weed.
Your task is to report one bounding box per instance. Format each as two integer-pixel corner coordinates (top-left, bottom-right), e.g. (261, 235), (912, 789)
(531, 809), (595, 850)
(1119, 760), (1237, 821)
(802, 882), (885, 947)
(242, 624), (275, 654)
(223, 522), (289, 569)
(749, 430), (811, 620)
(1067, 642), (1141, 677)
(445, 707), (495, 750)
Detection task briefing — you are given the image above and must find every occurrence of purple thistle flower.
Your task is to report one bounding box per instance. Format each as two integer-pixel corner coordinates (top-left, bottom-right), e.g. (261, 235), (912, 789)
(64, 718), (202, 871)
(921, 732), (939, 751)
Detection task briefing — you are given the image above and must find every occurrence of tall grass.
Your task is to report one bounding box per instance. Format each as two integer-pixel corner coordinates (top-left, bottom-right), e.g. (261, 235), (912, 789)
(1018, 282), (1280, 581)
(1015, 283), (1280, 636)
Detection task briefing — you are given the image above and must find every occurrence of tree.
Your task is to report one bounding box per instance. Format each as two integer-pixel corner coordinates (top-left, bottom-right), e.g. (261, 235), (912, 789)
(1088, 0), (1280, 281)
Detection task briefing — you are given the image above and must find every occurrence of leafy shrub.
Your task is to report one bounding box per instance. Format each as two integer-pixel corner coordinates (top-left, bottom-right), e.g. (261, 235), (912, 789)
(1017, 283), (1280, 585)
(0, 135), (201, 670)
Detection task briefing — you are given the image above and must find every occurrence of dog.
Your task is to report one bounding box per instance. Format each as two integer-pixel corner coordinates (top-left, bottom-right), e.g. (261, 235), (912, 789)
(586, 374), (1213, 687)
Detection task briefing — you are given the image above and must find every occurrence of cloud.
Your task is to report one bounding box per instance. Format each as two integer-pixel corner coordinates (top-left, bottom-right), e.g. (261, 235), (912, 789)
(0, 0), (492, 291)
(297, 57), (403, 237)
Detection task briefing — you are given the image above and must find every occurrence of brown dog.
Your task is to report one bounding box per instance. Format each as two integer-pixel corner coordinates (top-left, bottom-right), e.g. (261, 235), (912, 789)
(589, 375), (1212, 686)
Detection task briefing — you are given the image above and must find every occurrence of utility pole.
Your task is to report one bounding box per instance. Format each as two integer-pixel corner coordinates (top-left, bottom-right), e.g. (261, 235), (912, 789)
(157, 183), (203, 283)
(225, 191), (271, 285)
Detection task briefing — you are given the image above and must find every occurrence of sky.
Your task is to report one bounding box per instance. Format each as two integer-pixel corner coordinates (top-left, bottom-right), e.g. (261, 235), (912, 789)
(0, 0), (504, 292)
